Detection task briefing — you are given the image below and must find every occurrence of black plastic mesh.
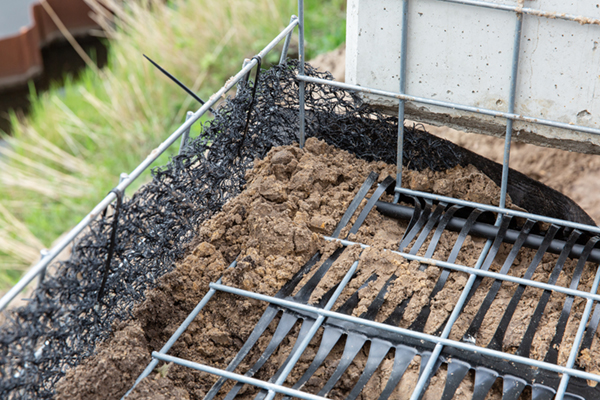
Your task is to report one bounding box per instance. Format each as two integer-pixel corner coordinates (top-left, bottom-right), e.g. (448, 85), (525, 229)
(0, 60), (594, 399)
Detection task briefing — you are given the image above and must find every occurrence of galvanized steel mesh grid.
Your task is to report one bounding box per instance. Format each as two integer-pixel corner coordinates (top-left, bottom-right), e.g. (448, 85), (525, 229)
(301, 1), (600, 398)
(121, 209), (600, 400)
(1, 0), (600, 399)
(127, 1), (600, 399)
(120, 174), (600, 400)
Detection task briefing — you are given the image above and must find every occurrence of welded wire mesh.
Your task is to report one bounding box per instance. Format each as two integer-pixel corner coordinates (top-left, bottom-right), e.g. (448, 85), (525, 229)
(0, 61), (468, 398)
(130, 172), (600, 400)
(2, 0), (600, 398)
(0, 59), (598, 400)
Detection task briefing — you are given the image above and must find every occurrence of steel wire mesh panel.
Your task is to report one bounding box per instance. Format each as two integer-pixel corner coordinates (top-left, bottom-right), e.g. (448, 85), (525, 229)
(2, 59), (600, 399)
(3, 0), (600, 398)
(136, 173), (600, 400)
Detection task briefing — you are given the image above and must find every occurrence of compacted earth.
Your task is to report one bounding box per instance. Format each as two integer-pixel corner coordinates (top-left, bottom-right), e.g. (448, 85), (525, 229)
(54, 138), (600, 400)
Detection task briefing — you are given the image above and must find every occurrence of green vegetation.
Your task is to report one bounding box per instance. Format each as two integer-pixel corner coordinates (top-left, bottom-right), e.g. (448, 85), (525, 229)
(0, 0), (346, 287)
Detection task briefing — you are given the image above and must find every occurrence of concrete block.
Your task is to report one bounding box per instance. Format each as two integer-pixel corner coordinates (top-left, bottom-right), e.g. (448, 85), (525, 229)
(346, 0), (600, 154)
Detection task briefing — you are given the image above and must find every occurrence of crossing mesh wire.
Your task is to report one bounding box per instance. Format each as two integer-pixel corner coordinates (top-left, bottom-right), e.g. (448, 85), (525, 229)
(132, 171), (600, 400)
(0, 60), (597, 399)
(145, 223), (600, 400)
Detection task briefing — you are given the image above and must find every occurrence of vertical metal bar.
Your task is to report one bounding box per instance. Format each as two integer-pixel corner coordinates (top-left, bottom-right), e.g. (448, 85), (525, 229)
(409, 121), (519, 400)
(263, 258), (362, 400)
(394, 0), (409, 204)
(236, 59), (252, 97)
(280, 15), (298, 64)
(408, 237), (495, 400)
(122, 260), (238, 399)
(116, 173), (128, 203)
(178, 111), (194, 155)
(499, 12), (523, 209)
(37, 249), (50, 288)
(298, 0), (306, 148)
(408, 25), (529, 396)
(555, 264), (600, 399)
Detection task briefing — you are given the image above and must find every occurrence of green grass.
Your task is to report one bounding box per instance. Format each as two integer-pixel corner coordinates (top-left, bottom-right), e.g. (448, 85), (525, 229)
(0, 0), (346, 288)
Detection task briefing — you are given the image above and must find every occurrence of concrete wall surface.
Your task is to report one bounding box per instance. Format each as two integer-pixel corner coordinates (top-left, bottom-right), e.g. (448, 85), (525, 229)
(346, 0), (600, 154)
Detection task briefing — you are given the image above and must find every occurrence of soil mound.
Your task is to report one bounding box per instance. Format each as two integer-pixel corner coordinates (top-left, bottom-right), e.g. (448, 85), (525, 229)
(56, 139), (600, 399)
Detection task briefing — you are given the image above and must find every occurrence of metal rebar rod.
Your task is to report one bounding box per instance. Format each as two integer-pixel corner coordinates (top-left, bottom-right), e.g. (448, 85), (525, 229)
(279, 15), (298, 64)
(294, 75), (600, 138)
(410, 197), (510, 398)
(394, 0), (409, 203)
(409, 236), (495, 400)
(236, 59), (251, 96)
(119, 172), (129, 184)
(555, 260), (600, 398)
(263, 259), (361, 400)
(0, 17), (299, 313)
(151, 352), (329, 400)
(322, 236), (600, 303)
(36, 249), (50, 288)
(210, 282), (600, 384)
(298, 0), (306, 148)
(498, 12), (523, 210)
(436, 0), (600, 25)
(122, 260), (237, 399)
(178, 111), (193, 155)
(375, 201), (600, 263)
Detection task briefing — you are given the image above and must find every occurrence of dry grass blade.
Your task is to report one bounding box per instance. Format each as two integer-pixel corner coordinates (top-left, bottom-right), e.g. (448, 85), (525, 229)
(174, 26), (237, 118)
(0, 147), (92, 189)
(78, 86), (124, 133)
(0, 203), (44, 268)
(51, 97), (103, 145)
(20, 127), (94, 175)
(40, 0), (101, 75)
(0, 233), (42, 269)
(0, 165), (90, 199)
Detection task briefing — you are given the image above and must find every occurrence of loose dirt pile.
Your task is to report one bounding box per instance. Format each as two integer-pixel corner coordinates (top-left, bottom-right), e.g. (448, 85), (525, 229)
(428, 126), (600, 225)
(55, 138), (600, 399)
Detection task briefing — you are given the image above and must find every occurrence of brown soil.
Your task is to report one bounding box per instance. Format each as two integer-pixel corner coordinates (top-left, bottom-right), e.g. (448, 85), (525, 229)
(426, 126), (600, 225)
(55, 138), (600, 400)
(308, 43), (600, 225)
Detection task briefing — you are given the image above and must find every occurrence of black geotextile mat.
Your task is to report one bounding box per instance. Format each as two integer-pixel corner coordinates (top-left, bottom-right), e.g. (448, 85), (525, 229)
(0, 60), (594, 399)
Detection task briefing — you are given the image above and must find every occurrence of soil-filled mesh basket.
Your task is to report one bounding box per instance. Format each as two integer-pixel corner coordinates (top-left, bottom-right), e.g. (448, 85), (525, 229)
(0, 60), (598, 399)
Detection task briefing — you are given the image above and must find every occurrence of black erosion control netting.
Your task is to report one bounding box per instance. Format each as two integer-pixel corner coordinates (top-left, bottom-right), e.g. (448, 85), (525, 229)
(0, 60), (595, 398)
